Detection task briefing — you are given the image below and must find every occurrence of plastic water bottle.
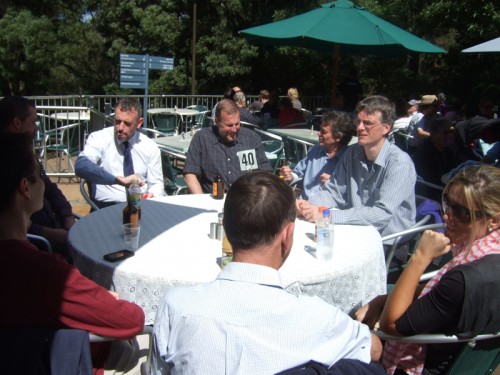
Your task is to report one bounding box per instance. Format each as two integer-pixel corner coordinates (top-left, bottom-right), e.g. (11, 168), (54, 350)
(314, 206), (328, 242)
(316, 209), (334, 261)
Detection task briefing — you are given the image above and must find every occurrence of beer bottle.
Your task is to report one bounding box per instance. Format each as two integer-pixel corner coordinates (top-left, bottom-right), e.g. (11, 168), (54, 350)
(213, 174), (224, 199)
(277, 159), (288, 179)
(122, 196), (139, 226)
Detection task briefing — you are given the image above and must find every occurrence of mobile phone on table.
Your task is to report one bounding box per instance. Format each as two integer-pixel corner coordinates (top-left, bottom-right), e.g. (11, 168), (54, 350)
(103, 249), (135, 262)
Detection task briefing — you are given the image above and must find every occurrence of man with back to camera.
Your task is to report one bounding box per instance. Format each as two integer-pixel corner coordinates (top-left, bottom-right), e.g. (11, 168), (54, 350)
(183, 99), (271, 194)
(233, 90), (262, 127)
(150, 171), (382, 374)
(248, 89), (269, 112)
(75, 97), (165, 208)
(0, 96), (74, 256)
(0, 133), (145, 371)
(296, 96), (416, 244)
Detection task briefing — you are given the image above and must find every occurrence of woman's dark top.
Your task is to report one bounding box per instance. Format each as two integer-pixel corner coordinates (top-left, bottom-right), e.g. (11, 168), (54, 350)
(394, 254), (500, 374)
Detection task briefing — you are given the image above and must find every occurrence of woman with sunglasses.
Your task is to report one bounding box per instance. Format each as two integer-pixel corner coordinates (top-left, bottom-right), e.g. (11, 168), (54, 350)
(355, 164), (500, 375)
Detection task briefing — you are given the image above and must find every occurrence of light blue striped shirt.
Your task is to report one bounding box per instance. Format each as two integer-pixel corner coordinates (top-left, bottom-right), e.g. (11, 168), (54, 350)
(292, 145), (347, 200)
(310, 140), (416, 239)
(151, 262), (371, 375)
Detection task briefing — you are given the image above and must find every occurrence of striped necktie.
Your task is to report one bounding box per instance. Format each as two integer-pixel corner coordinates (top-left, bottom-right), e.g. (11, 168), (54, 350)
(123, 141), (134, 176)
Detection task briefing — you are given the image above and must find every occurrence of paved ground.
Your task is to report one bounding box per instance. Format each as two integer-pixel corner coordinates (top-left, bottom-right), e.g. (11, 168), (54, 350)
(44, 155), (90, 217)
(53, 178), (90, 217)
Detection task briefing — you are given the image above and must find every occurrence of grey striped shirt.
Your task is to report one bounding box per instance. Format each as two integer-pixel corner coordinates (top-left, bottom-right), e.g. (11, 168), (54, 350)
(310, 140), (416, 240)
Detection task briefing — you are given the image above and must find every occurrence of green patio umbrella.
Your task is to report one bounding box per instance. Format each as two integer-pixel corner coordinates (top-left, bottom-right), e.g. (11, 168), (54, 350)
(240, 0), (446, 102)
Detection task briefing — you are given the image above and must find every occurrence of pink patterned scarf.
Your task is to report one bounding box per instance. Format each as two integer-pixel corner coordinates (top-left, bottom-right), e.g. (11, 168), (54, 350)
(382, 229), (500, 375)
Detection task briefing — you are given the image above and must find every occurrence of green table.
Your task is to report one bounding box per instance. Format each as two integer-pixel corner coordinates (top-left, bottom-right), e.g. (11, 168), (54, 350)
(267, 128), (318, 144)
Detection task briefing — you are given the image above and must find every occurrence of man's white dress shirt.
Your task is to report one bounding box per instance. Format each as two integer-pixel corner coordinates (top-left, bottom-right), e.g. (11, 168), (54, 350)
(76, 127), (165, 203)
(151, 262), (371, 375)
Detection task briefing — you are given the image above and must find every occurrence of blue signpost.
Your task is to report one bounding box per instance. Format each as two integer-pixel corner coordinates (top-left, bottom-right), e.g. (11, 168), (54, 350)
(120, 53), (174, 128)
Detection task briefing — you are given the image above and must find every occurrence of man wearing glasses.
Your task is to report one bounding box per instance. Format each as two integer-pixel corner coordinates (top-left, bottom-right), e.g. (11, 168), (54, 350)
(0, 96), (75, 257)
(297, 96), (416, 255)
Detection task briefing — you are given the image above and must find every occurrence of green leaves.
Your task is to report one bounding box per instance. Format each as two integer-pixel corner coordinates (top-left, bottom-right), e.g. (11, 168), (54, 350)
(0, 0), (498, 103)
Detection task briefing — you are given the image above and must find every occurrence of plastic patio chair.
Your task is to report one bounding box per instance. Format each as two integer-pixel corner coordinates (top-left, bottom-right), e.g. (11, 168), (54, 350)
(44, 122), (84, 173)
(0, 328), (93, 375)
(382, 222), (445, 270)
(281, 136), (313, 168)
(415, 175), (445, 197)
(150, 113), (179, 136)
(251, 127), (283, 142)
(262, 140), (285, 174)
(283, 122), (310, 129)
(0, 326), (154, 375)
(79, 178), (99, 211)
(185, 105), (210, 129)
(373, 330), (500, 375)
(240, 120), (260, 130)
(27, 234), (53, 253)
(140, 127), (172, 139)
(160, 150), (189, 195)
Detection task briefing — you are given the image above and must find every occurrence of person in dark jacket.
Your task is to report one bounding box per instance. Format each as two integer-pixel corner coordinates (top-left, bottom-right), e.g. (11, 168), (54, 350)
(0, 96), (75, 257)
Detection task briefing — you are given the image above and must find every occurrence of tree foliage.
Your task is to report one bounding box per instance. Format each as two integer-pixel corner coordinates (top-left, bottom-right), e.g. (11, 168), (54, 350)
(0, 0), (498, 112)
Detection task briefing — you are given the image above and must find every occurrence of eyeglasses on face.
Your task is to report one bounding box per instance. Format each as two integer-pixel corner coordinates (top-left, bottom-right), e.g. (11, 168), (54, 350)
(25, 160), (46, 180)
(25, 170), (46, 180)
(355, 119), (382, 130)
(442, 193), (485, 223)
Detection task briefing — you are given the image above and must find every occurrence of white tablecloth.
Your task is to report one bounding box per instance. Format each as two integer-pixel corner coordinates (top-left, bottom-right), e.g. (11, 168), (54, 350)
(68, 194), (386, 324)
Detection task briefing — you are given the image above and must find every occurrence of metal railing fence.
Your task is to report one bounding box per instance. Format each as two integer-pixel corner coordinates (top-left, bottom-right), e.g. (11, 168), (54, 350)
(20, 94), (330, 177)
(26, 94), (330, 115)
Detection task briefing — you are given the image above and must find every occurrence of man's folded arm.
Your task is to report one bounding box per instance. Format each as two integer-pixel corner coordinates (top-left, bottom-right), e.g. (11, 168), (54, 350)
(75, 155), (116, 185)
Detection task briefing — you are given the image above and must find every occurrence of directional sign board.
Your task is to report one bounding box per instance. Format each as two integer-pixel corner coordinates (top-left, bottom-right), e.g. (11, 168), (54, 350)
(120, 54), (174, 89)
(149, 56), (173, 64)
(121, 61), (146, 69)
(120, 68), (146, 75)
(149, 62), (174, 70)
(120, 54), (147, 89)
(119, 53), (174, 128)
(120, 53), (146, 62)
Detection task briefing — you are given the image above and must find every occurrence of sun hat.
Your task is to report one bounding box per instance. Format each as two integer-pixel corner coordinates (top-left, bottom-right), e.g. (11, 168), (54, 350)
(417, 95), (438, 106)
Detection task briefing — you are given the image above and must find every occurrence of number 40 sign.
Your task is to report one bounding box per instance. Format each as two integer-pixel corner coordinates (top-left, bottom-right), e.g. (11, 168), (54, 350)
(237, 149), (258, 171)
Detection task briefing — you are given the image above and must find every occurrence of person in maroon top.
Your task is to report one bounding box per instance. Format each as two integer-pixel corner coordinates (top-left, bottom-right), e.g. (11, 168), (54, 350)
(0, 134), (145, 371)
(278, 97), (305, 128)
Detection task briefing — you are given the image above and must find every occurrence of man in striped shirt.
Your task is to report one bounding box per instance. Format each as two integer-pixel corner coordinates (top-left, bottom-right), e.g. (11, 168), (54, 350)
(296, 95), (416, 241)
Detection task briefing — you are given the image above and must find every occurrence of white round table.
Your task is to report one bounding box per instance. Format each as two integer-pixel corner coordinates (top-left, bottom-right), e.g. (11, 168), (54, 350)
(68, 194), (386, 324)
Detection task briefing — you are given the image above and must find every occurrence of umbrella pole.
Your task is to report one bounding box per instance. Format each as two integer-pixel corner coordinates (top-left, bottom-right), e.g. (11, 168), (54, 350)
(332, 44), (340, 107)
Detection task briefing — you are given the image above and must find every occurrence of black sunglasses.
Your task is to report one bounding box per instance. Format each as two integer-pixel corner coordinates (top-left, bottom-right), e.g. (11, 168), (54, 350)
(25, 160), (46, 180)
(442, 193), (485, 223)
(25, 170), (46, 180)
